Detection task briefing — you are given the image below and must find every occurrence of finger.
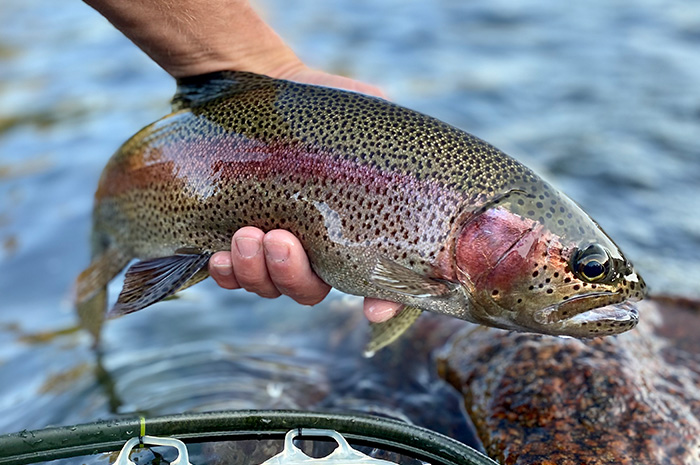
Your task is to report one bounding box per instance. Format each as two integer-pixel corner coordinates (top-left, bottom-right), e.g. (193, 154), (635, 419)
(230, 227), (281, 299)
(317, 73), (387, 99)
(263, 229), (331, 305)
(209, 251), (240, 289)
(364, 298), (403, 323)
(285, 68), (388, 99)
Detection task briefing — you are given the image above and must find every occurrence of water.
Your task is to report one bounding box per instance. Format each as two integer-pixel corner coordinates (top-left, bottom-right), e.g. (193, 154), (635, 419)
(0, 0), (699, 454)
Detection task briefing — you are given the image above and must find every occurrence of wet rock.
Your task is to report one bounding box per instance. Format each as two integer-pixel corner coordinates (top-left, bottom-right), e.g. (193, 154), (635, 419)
(438, 297), (700, 465)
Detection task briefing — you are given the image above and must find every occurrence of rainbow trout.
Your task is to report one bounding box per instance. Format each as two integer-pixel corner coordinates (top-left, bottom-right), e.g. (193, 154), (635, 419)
(76, 71), (646, 352)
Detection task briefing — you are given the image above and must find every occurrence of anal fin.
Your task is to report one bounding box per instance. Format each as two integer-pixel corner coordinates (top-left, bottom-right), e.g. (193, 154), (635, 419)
(364, 306), (423, 358)
(109, 252), (212, 318)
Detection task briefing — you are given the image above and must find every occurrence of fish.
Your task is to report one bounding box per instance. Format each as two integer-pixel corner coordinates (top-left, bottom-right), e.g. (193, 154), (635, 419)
(75, 71), (646, 351)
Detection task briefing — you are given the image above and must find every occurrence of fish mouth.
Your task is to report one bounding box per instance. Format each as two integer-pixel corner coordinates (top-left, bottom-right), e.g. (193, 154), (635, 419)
(566, 300), (639, 324)
(533, 293), (639, 336)
(566, 300), (640, 336)
(534, 292), (628, 325)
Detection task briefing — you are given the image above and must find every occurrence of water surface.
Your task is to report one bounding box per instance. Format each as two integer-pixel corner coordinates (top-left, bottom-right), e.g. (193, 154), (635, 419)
(0, 0), (698, 451)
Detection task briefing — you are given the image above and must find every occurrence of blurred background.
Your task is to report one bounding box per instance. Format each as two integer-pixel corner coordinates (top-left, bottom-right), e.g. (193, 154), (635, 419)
(0, 0), (698, 443)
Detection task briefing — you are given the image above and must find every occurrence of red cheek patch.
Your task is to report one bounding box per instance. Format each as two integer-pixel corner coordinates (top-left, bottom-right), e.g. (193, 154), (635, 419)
(456, 207), (545, 292)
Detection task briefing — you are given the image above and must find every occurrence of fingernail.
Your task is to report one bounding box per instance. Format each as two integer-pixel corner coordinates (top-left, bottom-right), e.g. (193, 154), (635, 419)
(235, 237), (261, 258)
(264, 241), (290, 263)
(210, 255), (232, 276)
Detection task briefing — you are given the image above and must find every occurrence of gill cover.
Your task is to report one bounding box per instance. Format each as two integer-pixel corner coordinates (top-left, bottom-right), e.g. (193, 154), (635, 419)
(454, 188), (631, 320)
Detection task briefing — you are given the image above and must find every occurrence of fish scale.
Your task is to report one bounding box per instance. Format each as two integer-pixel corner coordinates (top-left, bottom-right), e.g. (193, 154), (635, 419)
(76, 71), (645, 351)
(184, 73), (527, 193)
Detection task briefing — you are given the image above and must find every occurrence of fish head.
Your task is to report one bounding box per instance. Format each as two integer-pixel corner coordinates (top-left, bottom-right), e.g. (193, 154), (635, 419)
(454, 188), (645, 337)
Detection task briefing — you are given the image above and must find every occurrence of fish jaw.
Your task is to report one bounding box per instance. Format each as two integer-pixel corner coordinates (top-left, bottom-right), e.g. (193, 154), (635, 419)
(531, 293), (640, 337)
(460, 288), (640, 338)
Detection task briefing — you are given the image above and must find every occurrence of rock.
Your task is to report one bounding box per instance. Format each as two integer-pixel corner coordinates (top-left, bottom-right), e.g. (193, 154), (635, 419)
(438, 297), (700, 465)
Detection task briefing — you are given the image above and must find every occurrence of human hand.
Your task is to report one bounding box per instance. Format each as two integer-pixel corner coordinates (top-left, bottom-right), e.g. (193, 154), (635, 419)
(208, 228), (402, 323)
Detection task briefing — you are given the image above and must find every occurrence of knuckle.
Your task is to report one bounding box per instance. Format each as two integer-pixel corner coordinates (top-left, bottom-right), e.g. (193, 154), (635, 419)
(239, 277), (271, 293)
(233, 266), (268, 287)
(217, 279), (240, 290)
(234, 270), (280, 298)
(256, 289), (282, 299)
(294, 293), (326, 306)
(270, 272), (298, 290)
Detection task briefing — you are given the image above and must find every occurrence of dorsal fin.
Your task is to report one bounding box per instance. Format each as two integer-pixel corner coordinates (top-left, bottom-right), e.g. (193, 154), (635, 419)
(172, 71), (275, 110)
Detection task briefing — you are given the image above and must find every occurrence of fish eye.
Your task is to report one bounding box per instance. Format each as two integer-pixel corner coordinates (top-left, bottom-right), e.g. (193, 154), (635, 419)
(572, 244), (611, 283)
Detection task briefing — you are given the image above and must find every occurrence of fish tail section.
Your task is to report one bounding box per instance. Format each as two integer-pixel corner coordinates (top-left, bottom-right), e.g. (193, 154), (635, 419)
(76, 287), (107, 347)
(109, 252), (212, 318)
(364, 306), (423, 358)
(75, 246), (130, 345)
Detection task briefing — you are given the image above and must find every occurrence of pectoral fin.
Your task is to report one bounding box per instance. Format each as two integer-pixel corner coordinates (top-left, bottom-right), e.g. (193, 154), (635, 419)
(109, 252), (212, 318)
(364, 306), (423, 358)
(370, 257), (455, 297)
(160, 265), (211, 301)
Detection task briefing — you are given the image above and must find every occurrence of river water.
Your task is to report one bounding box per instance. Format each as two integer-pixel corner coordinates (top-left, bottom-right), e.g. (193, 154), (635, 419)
(0, 0), (698, 456)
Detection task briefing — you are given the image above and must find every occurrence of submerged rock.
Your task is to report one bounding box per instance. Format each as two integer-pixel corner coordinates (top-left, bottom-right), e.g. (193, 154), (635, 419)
(438, 296), (700, 464)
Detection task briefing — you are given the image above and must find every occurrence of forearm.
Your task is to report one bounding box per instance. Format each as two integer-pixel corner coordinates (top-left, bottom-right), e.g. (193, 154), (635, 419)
(84, 0), (303, 78)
